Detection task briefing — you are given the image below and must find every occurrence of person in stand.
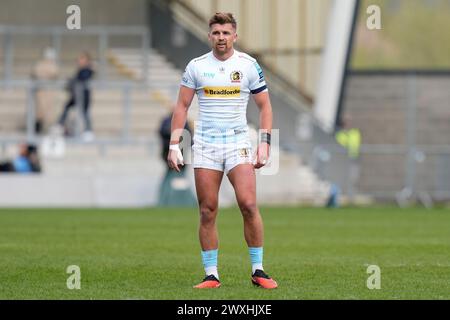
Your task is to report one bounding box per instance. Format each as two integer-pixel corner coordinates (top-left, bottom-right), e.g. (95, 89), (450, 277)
(0, 143), (41, 174)
(56, 52), (95, 141)
(31, 47), (59, 134)
(157, 110), (196, 206)
(335, 115), (362, 203)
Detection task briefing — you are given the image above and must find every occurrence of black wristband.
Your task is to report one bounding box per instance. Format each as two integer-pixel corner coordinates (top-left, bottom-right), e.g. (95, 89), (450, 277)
(260, 132), (271, 145)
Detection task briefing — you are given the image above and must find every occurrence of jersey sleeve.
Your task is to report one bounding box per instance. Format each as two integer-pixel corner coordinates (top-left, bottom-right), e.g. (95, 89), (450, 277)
(248, 60), (268, 94)
(180, 60), (197, 89)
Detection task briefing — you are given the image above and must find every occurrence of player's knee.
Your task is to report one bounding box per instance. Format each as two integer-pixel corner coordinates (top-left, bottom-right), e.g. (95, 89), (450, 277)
(199, 204), (217, 225)
(239, 200), (258, 217)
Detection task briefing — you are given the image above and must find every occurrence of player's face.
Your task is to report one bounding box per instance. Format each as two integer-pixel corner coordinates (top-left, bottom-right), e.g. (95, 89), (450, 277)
(208, 23), (237, 54)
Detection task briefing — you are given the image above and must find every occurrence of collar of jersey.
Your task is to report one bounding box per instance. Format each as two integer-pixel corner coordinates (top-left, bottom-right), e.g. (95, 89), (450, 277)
(210, 49), (238, 63)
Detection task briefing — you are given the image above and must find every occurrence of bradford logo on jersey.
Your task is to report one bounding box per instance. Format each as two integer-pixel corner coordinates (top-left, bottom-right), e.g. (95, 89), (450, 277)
(203, 86), (241, 97)
(230, 71), (243, 83)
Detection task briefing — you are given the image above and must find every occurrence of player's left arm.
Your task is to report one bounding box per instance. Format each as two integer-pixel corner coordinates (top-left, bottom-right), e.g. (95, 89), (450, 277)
(253, 91), (273, 169)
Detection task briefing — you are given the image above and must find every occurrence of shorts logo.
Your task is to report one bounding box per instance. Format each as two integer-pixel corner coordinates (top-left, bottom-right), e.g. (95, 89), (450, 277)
(239, 148), (249, 157)
(203, 86), (241, 97)
(230, 71), (243, 83)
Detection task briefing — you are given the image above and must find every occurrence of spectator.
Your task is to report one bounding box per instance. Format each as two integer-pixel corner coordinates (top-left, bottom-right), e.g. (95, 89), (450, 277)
(56, 52), (95, 141)
(157, 110), (196, 206)
(159, 111), (192, 171)
(31, 47), (59, 134)
(335, 115), (361, 203)
(336, 115), (361, 160)
(0, 143), (41, 174)
(159, 112), (173, 166)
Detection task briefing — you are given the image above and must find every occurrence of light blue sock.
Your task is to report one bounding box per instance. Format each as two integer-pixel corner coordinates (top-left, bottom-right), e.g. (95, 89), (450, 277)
(201, 249), (219, 279)
(248, 247), (263, 274)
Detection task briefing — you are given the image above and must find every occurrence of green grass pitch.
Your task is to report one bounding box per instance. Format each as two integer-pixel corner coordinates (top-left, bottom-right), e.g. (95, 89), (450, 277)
(0, 207), (449, 299)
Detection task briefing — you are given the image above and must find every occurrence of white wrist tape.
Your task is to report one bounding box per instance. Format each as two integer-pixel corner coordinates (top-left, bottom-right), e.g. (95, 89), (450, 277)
(169, 144), (184, 165)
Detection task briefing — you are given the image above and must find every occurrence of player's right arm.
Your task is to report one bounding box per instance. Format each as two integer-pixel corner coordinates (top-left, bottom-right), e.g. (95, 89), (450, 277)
(167, 85), (195, 172)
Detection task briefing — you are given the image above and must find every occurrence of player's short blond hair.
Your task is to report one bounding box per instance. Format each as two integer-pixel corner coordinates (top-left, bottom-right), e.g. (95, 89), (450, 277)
(209, 12), (237, 30)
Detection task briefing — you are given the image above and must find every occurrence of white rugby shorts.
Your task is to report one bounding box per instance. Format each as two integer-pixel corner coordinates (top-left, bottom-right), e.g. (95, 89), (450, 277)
(192, 140), (253, 174)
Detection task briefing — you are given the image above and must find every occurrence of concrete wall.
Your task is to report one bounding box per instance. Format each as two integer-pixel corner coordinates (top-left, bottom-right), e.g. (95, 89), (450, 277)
(0, 174), (162, 207)
(342, 72), (450, 197)
(345, 73), (450, 145)
(0, 142), (331, 207)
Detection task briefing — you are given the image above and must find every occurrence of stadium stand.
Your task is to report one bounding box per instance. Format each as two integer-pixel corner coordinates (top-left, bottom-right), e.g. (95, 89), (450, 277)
(0, 20), (333, 207)
(0, 42), (332, 206)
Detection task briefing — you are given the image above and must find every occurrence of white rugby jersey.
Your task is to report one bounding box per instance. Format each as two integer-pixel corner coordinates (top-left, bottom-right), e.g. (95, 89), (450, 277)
(181, 49), (268, 145)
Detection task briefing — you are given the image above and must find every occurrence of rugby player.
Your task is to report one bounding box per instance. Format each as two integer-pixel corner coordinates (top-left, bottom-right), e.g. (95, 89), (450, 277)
(167, 12), (277, 289)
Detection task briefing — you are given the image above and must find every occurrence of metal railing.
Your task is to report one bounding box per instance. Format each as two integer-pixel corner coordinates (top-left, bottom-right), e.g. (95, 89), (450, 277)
(0, 25), (160, 152)
(310, 144), (450, 206)
(0, 25), (150, 83)
(0, 79), (157, 143)
(313, 71), (450, 204)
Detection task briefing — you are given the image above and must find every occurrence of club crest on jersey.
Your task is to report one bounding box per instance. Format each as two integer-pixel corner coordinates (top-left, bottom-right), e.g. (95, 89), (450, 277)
(230, 70), (243, 83)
